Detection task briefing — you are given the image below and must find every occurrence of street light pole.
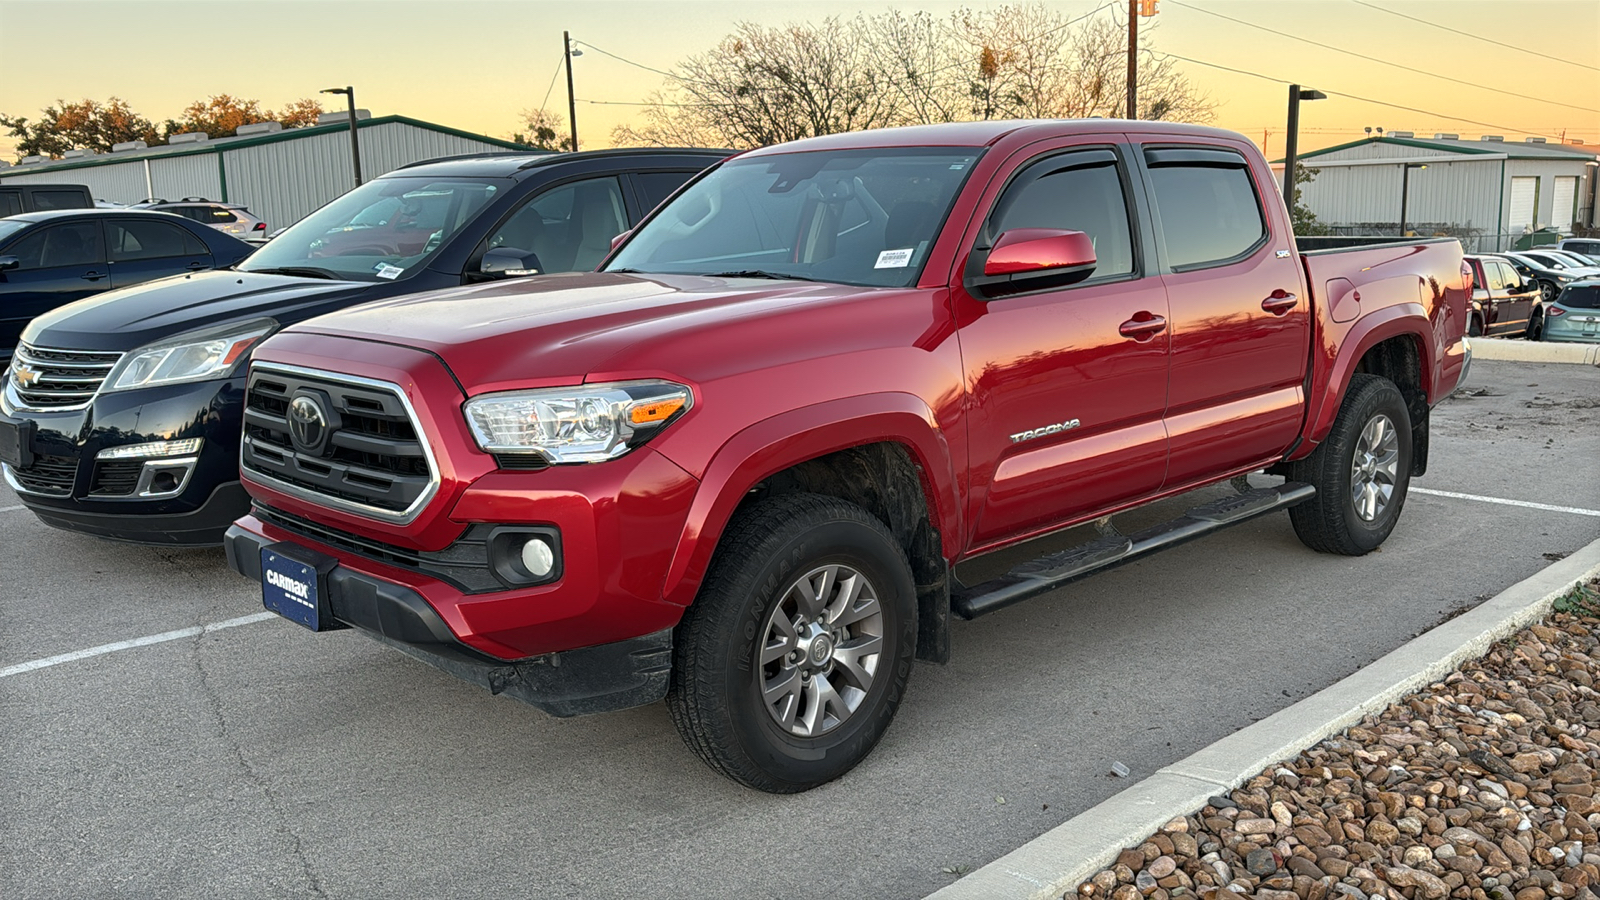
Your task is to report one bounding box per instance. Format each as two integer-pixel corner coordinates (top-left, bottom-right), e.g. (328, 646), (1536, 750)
(319, 86), (362, 187)
(1126, 0), (1138, 119)
(564, 31), (580, 151)
(1399, 163), (1427, 237)
(1281, 84), (1326, 213)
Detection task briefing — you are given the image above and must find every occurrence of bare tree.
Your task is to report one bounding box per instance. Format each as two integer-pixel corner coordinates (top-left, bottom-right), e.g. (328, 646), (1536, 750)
(613, 2), (1213, 150)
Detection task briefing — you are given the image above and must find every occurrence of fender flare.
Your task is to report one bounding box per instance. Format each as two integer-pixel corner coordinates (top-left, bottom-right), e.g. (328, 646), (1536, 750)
(658, 392), (960, 608)
(1307, 302), (1437, 446)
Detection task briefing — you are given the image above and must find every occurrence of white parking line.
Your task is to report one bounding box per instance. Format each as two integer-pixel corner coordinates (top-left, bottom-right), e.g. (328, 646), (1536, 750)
(1412, 487), (1600, 518)
(0, 612), (276, 679)
(0, 504), (24, 513)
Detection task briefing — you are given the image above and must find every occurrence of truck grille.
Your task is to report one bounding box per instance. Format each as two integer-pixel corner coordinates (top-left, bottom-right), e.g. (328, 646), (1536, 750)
(240, 364), (437, 522)
(8, 454), (77, 496)
(7, 344), (123, 410)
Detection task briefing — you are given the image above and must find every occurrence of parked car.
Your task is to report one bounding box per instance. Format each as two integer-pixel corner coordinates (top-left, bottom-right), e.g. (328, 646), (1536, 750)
(1516, 248), (1600, 279)
(217, 120), (1468, 792)
(1463, 254), (1542, 337)
(1543, 279), (1600, 344)
(129, 198), (268, 239)
(1533, 248), (1600, 270)
(1493, 251), (1586, 306)
(0, 209), (254, 360)
(1558, 238), (1600, 259)
(0, 148), (729, 545)
(0, 183), (92, 216)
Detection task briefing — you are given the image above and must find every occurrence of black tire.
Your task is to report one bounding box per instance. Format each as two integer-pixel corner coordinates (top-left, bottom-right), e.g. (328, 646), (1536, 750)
(667, 493), (917, 792)
(1527, 308), (1544, 341)
(1468, 314), (1483, 338)
(1540, 281), (1558, 304)
(1286, 374), (1413, 556)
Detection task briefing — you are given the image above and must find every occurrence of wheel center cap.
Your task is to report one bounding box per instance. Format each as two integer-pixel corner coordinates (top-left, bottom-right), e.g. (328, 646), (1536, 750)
(809, 634), (834, 665)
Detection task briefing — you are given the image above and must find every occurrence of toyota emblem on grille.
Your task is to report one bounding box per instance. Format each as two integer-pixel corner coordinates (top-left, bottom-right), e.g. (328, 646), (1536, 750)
(288, 395), (330, 455)
(13, 363), (41, 389)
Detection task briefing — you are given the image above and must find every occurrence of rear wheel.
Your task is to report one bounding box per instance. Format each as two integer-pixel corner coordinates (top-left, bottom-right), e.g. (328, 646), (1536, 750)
(1287, 374), (1412, 556)
(668, 493), (916, 792)
(1527, 308), (1545, 341)
(1468, 314), (1484, 337)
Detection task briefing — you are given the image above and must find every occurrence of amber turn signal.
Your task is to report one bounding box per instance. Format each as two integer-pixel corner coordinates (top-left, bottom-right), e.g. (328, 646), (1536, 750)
(629, 397), (686, 425)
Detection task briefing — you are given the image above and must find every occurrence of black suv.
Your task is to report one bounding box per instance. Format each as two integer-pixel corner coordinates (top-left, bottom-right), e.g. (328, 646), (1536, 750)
(0, 148), (729, 544)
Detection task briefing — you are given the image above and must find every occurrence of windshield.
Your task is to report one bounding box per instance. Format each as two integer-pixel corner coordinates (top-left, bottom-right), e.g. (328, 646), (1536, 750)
(0, 219), (31, 245)
(606, 148), (979, 288)
(1559, 285), (1600, 309)
(239, 177), (501, 281)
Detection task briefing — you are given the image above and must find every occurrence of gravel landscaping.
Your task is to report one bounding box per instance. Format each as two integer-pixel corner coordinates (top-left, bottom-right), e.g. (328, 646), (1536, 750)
(1075, 578), (1600, 900)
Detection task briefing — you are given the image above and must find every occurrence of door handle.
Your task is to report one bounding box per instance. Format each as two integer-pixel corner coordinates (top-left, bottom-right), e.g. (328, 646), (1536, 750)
(81, 271), (106, 282)
(186, 261), (206, 270)
(1118, 314), (1167, 340)
(1261, 291), (1299, 314)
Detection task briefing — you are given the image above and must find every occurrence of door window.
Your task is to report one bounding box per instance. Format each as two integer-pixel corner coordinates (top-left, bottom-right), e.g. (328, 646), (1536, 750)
(31, 190), (90, 210)
(1144, 148), (1267, 270)
(987, 149), (1135, 280)
(0, 192), (24, 217)
(632, 171), (697, 213)
(489, 176), (627, 273)
(108, 220), (208, 261)
(6, 222), (105, 269)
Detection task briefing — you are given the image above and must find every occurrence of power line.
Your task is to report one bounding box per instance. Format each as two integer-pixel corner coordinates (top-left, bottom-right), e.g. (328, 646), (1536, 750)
(538, 50), (566, 111)
(1165, 0), (1600, 116)
(573, 40), (682, 81)
(1152, 50), (1563, 141)
(1349, 0), (1600, 74)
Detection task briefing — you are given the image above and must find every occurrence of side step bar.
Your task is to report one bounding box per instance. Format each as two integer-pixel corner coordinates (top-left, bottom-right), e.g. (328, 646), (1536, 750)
(952, 482), (1316, 620)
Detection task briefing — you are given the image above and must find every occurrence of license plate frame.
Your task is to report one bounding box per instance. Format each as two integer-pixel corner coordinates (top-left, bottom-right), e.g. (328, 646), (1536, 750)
(0, 415), (33, 470)
(260, 544), (336, 631)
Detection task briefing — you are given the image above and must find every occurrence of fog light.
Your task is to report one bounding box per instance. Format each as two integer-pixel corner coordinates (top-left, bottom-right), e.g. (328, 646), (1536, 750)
(521, 538), (555, 578)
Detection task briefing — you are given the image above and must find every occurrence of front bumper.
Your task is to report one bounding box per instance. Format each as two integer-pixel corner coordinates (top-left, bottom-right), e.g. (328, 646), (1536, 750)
(224, 517), (674, 717)
(2, 376), (250, 545)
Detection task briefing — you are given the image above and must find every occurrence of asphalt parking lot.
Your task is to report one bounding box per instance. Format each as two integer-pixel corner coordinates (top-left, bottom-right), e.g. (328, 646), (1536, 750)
(3, 358), (1597, 900)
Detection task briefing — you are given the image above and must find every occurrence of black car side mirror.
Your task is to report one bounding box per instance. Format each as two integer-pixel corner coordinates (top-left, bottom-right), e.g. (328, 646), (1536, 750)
(0, 256), (18, 272)
(478, 247), (543, 280)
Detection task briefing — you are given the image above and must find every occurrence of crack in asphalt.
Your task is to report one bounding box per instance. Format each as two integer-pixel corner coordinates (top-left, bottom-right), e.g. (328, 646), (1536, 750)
(189, 625), (329, 899)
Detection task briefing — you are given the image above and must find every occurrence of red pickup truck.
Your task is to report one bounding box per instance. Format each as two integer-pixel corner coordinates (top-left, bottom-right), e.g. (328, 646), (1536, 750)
(223, 121), (1470, 792)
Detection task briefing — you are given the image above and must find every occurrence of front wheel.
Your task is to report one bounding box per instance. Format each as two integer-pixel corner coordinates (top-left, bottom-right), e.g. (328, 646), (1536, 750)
(668, 493), (917, 792)
(1287, 374), (1413, 556)
(1540, 281), (1558, 304)
(1527, 309), (1545, 341)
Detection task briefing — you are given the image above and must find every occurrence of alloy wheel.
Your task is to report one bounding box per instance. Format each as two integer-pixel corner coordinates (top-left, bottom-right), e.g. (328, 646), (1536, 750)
(1350, 413), (1400, 522)
(759, 563), (885, 738)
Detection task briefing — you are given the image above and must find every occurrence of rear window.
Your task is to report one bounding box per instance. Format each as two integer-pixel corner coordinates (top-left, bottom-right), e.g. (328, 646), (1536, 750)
(31, 190), (91, 210)
(1144, 149), (1267, 270)
(1559, 285), (1600, 309)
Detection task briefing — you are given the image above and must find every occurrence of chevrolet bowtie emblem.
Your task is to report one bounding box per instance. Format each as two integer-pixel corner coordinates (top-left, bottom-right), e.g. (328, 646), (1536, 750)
(13, 363), (41, 389)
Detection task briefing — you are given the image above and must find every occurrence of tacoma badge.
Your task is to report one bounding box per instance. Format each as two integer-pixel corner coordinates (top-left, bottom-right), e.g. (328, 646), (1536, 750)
(1010, 418), (1081, 443)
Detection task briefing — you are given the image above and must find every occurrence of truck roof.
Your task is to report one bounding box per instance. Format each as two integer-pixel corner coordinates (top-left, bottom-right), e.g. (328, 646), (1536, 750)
(740, 119), (1250, 157)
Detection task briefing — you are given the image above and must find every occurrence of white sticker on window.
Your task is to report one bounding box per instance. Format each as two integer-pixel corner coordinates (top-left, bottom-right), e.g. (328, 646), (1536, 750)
(875, 248), (915, 269)
(375, 264), (404, 280)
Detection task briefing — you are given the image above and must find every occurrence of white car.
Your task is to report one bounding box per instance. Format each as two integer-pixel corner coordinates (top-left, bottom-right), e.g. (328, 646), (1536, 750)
(128, 197), (267, 238)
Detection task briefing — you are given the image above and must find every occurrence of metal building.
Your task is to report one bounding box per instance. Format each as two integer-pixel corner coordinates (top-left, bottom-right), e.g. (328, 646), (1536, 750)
(1293, 134), (1599, 251)
(0, 115), (525, 231)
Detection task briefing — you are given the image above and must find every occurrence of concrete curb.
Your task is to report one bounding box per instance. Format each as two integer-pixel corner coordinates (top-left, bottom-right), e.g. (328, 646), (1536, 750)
(1470, 337), (1600, 365)
(925, 535), (1600, 900)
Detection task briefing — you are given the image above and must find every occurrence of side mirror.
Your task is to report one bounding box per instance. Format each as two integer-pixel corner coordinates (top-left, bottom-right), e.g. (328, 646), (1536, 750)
(967, 228), (1097, 298)
(478, 247), (543, 280)
(609, 231), (631, 252)
(0, 256), (18, 273)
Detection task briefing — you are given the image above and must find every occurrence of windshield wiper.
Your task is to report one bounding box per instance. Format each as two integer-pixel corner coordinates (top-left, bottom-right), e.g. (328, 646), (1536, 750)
(704, 269), (821, 282)
(242, 265), (344, 280)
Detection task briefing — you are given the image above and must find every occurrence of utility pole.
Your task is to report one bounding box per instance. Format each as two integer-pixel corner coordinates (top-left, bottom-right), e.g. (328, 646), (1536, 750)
(564, 31), (579, 152)
(1126, 0), (1138, 119)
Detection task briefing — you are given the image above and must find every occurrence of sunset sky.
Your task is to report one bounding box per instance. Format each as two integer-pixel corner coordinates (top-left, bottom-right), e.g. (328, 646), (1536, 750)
(1, 0), (1595, 161)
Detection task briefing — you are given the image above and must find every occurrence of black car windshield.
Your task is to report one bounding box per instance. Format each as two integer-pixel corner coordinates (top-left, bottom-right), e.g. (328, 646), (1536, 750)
(1559, 285), (1600, 309)
(606, 148), (979, 288)
(238, 177), (501, 281)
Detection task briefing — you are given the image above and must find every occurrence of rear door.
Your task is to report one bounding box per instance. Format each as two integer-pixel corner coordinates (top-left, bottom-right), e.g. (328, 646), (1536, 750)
(953, 138), (1171, 547)
(106, 218), (214, 288)
(0, 190), (22, 218)
(1496, 259), (1535, 330)
(0, 220), (109, 353)
(1139, 142), (1310, 488)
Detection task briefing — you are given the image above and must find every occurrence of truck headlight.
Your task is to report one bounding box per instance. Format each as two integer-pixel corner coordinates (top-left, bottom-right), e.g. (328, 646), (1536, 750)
(104, 319), (274, 392)
(463, 380), (692, 463)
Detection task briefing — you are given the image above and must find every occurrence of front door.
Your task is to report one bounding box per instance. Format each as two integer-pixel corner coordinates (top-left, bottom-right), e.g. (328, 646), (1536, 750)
(0, 221), (109, 356)
(1139, 142), (1311, 488)
(105, 218), (214, 289)
(954, 140), (1171, 549)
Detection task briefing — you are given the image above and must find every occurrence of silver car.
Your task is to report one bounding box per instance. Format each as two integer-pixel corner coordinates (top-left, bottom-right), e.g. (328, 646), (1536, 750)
(129, 197), (267, 238)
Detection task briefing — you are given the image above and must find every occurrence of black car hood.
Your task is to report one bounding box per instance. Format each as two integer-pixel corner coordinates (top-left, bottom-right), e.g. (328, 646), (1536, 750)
(22, 270), (382, 353)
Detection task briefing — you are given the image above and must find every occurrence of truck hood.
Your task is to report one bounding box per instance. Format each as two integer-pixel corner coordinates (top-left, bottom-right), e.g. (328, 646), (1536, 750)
(22, 270), (381, 353)
(288, 272), (890, 392)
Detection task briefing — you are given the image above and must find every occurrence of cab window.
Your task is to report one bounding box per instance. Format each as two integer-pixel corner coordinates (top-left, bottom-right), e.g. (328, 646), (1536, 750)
(987, 149), (1135, 280)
